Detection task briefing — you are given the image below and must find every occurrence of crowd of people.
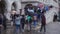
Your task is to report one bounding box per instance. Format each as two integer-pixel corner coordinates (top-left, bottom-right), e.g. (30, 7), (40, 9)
(0, 4), (54, 34)
(10, 5), (47, 34)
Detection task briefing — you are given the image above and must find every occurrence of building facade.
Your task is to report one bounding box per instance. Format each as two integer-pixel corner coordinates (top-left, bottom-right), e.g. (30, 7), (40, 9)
(3, 0), (21, 20)
(0, 0), (59, 22)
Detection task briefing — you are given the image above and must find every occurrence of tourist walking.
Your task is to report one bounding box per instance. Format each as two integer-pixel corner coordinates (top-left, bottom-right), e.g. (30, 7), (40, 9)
(20, 15), (25, 32)
(14, 14), (21, 34)
(40, 9), (46, 32)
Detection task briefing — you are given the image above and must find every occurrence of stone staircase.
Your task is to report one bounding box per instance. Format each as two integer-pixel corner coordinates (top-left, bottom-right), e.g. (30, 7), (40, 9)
(6, 20), (14, 34)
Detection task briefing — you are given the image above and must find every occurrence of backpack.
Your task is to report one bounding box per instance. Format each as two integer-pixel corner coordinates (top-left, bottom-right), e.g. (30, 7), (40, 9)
(27, 16), (32, 22)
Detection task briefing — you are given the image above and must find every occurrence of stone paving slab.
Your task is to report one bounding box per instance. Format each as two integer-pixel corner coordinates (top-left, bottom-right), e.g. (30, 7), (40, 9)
(1, 22), (60, 34)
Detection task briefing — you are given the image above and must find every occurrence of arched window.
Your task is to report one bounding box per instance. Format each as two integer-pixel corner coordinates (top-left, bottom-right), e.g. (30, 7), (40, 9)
(11, 2), (16, 11)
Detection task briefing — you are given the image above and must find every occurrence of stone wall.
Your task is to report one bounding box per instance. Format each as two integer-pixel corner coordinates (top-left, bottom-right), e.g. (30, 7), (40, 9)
(4, 0), (21, 20)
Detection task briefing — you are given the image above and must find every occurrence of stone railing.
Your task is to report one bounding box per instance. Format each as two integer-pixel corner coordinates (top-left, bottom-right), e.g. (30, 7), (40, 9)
(21, 0), (40, 2)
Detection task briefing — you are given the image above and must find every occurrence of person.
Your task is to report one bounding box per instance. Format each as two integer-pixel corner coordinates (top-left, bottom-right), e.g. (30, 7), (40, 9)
(11, 10), (17, 26)
(3, 15), (7, 30)
(27, 15), (32, 31)
(15, 14), (21, 34)
(20, 15), (25, 32)
(40, 9), (46, 32)
(53, 12), (57, 22)
(37, 8), (41, 22)
(33, 12), (38, 30)
(27, 7), (34, 16)
(0, 14), (3, 34)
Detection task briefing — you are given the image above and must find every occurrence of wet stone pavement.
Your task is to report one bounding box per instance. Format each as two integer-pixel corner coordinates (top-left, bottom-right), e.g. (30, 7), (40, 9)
(1, 22), (60, 34)
(46, 22), (60, 34)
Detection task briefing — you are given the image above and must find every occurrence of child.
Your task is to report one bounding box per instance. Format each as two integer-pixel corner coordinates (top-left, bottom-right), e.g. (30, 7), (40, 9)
(37, 8), (41, 21)
(20, 15), (25, 32)
(15, 15), (21, 34)
(33, 12), (38, 30)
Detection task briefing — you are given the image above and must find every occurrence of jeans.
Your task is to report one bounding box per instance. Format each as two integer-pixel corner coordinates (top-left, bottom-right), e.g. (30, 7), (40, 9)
(40, 25), (46, 32)
(27, 22), (31, 31)
(33, 21), (37, 27)
(38, 14), (40, 20)
(21, 23), (24, 30)
(15, 25), (20, 34)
